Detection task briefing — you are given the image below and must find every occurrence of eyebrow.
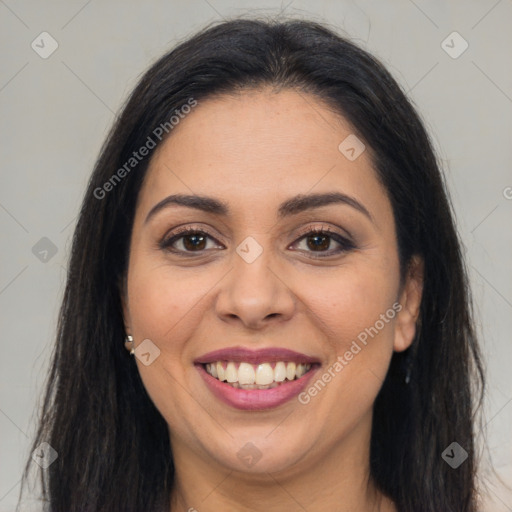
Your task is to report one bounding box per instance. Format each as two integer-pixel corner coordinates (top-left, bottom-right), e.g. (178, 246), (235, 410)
(144, 191), (373, 224)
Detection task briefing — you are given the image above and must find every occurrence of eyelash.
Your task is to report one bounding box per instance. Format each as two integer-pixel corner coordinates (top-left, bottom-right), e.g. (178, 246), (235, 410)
(159, 225), (356, 259)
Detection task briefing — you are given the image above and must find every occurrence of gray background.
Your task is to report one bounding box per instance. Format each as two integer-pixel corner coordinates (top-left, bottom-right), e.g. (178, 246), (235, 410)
(1, 0), (511, 510)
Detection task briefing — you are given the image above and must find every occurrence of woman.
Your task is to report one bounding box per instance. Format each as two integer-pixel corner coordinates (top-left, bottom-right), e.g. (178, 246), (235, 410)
(20, 17), (485, 512)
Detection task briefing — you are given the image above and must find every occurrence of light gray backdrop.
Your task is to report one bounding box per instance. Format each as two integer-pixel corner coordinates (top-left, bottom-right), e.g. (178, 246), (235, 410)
(1, 1), (511, 510)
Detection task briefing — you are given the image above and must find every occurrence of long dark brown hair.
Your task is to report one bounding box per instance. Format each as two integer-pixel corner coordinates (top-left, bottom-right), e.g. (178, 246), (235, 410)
(19, 16), (485, 512)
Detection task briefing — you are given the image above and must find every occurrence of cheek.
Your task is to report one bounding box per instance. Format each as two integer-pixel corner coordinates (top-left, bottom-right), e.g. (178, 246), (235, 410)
(126, 263), (213, 433)
(299, 261), (400, 354)
(296, 269), (399, 430)
(127, 262), (214, 346)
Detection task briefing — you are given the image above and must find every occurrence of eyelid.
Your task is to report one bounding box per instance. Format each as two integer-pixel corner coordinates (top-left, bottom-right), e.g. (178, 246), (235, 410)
(159, 222), (355, 257)
(159, 224), (224, 251)
(293, 222), (353, 241)
(289, 225), (355, 258)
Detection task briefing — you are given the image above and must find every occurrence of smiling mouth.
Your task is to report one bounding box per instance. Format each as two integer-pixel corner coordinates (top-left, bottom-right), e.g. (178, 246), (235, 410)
(203, 361), (314, 390)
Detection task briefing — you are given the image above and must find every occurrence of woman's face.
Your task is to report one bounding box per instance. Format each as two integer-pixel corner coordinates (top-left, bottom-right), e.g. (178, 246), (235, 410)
(122, 88), (422, 477)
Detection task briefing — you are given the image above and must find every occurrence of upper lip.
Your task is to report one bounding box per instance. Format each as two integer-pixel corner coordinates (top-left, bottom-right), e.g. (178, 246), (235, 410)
(194, 346), (321, 365)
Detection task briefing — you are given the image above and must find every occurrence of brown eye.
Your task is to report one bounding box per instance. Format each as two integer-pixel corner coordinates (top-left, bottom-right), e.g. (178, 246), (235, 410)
(292, 228), (355, 258)
(181, 233), (207, 251)
(160, 228), (222, 255)
(305, 233), (331, 251)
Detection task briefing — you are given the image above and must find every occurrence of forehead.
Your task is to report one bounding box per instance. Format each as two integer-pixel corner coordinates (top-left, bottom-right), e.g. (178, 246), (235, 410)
(137, 88), (391, 225)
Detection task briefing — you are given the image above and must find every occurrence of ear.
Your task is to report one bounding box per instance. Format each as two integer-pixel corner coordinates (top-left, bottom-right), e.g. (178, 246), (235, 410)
(394, 255), (424, 352)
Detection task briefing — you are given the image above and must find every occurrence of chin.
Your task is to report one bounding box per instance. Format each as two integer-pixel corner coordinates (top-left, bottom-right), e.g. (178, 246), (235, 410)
(203, 432), (314, 476)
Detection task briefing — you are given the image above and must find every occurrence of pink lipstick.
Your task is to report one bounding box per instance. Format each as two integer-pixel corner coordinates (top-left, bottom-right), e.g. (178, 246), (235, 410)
(194, 346), (320, 410)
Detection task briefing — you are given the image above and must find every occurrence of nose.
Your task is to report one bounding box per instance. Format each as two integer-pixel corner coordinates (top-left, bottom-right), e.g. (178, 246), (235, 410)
(214, 244), (296, 331)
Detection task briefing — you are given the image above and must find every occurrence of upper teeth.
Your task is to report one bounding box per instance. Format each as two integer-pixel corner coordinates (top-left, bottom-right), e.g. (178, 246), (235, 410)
(205, 361), (311, 385)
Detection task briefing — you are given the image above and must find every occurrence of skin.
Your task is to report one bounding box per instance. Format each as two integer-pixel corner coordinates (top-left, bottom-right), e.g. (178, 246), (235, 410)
(122, 88), (423, 512)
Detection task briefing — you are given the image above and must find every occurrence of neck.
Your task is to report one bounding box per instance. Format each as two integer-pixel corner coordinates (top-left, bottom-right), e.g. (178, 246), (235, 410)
(168, 412), (396, 512)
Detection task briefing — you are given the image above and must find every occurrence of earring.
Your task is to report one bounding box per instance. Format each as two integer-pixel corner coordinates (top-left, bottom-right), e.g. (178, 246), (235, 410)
(405, 364), (412, 385)
(125, 335), (135, 355)
(403, 349), (414, 385)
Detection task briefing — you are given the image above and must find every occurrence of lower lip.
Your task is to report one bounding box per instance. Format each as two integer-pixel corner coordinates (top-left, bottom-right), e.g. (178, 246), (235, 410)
(196, 364), (319, 411)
